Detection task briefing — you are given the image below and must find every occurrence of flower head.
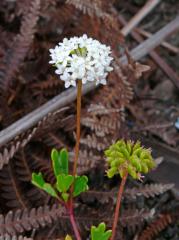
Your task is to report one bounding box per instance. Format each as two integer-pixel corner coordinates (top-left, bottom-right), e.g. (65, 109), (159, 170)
(105, 140), (155, 180)
(49, 34), (113, 88)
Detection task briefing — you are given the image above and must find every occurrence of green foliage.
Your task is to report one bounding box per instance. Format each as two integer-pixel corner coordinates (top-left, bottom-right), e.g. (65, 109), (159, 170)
(51, 148), (69, 176)
(32, 173), (57, 197)
(65, 235), (73, 240)
(57, 174), (74, 192)
(73, 175), (89, 197)
(32, 148), (88, 202)
(91, 222), (112, 240)
(105, 140), (155, 180)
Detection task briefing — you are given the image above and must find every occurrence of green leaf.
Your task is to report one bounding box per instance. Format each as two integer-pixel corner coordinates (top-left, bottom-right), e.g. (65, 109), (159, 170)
(51, 148), (69, 177)
(65, 235), (73, 240)
(43, 183), (58, 197)
(60, 149), (69, 174)
(62, 192), (69, 202)
(91, 222), (112, 240)
(56, 174), (74, 193)
(31, 172), (58, 198)
(73, 176), (88, 197)
(31, 172), (45, 189)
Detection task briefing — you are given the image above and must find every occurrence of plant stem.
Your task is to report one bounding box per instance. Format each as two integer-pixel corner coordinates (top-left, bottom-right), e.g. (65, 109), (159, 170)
(73, 79), (82, 177)
(68, 79), (82, 240)
(69, 207), (82, 240)
(110, 171), (128, 240)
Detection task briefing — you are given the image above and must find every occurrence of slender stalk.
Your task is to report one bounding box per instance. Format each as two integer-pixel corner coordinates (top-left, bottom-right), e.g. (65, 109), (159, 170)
(68, 79), (82, 240)
(57, 198), (81, 240)
(73, 79), (82, 177)
(110, 171), (128, 240)
(69, 207), (82, 240)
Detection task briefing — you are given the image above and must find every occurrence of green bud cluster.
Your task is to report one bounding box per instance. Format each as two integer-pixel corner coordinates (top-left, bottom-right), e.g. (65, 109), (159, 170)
(70, 45), (88, 57)
(105, 140), (155, 180)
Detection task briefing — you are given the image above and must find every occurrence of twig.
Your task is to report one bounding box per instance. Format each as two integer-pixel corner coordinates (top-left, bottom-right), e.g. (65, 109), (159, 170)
(121, 0), (161, 36)
(128, 15), (179, 62)
(0, 16), (179, 149)
(119, 14), (179, 89)
(136, 28), (179, 54)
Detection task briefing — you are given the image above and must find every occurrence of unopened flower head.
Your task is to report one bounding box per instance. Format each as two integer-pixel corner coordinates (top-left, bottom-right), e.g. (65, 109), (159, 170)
(49, 34), (113, 88)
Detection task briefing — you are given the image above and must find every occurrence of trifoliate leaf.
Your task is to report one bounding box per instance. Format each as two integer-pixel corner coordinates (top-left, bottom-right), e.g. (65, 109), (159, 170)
(31, 172), (45, 189)
(32, 172), (58, 198)
(73, 176), (88, 197)
(91, 222), (112, 240)
(51, 148), (69, 177)
(56, 174), (74, 193)
(43, 183), (58, 197)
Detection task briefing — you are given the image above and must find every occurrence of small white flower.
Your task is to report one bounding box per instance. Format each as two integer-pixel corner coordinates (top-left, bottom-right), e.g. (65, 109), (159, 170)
(49, 34), (113, 88)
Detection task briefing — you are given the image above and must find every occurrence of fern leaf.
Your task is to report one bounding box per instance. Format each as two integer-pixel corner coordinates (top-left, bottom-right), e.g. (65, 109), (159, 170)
(1, 0), (40, 91)
(0, 204), (65, 236)
(125, 183), (174, 199)
(138, 214), (172, 240)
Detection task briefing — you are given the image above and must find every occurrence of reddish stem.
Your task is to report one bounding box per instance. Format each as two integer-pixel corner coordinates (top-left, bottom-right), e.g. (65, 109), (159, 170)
(73, 79), (82, 177)
(68, 79), (82, 240)
(69, 206), (82, 240)
(110, 171), (128, 240)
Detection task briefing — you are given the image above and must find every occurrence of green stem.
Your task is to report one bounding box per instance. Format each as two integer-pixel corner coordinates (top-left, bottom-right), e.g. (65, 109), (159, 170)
(110, 171), (128, 240)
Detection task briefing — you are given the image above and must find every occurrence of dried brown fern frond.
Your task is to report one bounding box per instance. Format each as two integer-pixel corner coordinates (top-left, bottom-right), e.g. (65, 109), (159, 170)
(0, 164), (29, 209)
(75, 150), (100, 174)
(0, 0), (40, 91)
(28, 153), (55, 184)
(0, 204), (65, 237)
(0, 154), (45, 211)
(125, 183), (174, 199)
(121, 208), (155, 231)
(32, 76), (62, 97)
(80, 133), (110, 151)
(82, 107), (122, 137)
(0, 107), (68, 170)
(41, 132), (67, 150)
(66, 0), (121, 34)
(66, 0), (103, 17)
(80, 183), (174, 206)
(0, 235), (33, 240)
(0, 127), (38, 170)
(138, 214), (172, 240)
(74, 205), (155, 233)
(80, 190), (115, 205)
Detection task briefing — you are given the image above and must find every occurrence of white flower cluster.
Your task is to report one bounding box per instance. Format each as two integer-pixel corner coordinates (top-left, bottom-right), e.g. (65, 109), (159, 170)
(49, 34), (113, 88)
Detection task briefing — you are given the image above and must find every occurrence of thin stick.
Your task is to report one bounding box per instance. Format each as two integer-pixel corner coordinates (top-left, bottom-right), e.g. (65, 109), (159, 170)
(119, 14), (179, 89)
(110, 172), (128, 240)
(121, 0), (161, 36)
(73, 79), (82, 177)
(0, 16), (179, 151)
(136, 28), (179, 54)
